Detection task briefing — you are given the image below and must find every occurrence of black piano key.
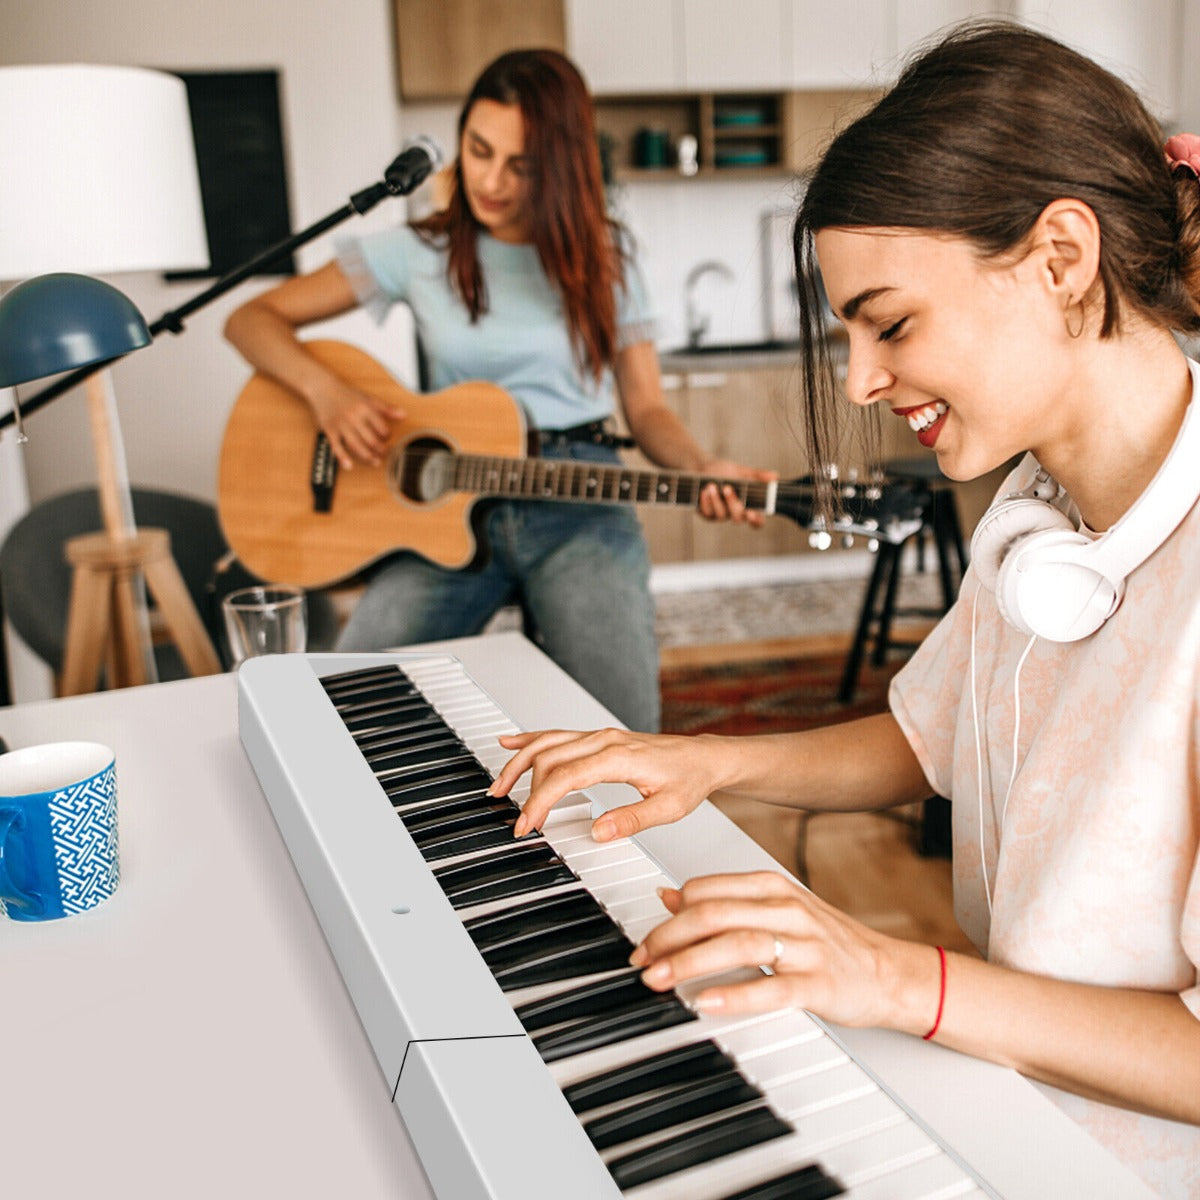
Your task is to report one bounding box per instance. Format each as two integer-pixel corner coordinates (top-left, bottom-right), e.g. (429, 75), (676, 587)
(353, 717), (455, 749)
(319, 665), (411, 693)
(433, 843), (577, 908)
(327, 679), (422, 708)
(383, 769), (495, 808)
(490, 926), (635, 990)
(480, 908), (615, 966)
(332, 680), (426, 701)
(408, 805), (519, 845)
(372, 754), (480, 786)
(562, 1039), (738, 1114)
(584, 1069), (762, 1151)
(341, 702), (440, 734)
(535, 996), (697, 1063)
(446, 862), (579, 909)
(342, 705), (437, 734)
(392, 790), (513, 825)
(516, 970), (652, 1033)
(717, 1163), (845, 1200)
(464, 889), (607, 951)
(415, 816), (530, 862)
(402, 796), (517, 836)
(357, 729), (466, 763)
(606, 1105), (792, 1190)
(364, 739), (473, 774)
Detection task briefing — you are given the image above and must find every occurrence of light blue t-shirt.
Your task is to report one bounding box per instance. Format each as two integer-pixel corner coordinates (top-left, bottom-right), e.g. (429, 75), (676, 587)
(337, 225), (657, 431)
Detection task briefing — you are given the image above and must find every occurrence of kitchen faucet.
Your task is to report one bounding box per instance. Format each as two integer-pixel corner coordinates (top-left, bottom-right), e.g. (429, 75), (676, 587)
(684, 259), (735, 348)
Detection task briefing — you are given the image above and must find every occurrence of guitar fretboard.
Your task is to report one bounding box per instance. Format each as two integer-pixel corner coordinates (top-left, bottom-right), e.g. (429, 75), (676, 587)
(405, 448), (782, 513)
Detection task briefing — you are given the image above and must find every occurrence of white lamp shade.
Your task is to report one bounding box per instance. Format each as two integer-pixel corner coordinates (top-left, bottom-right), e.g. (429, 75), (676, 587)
(0, 64), (209, 280)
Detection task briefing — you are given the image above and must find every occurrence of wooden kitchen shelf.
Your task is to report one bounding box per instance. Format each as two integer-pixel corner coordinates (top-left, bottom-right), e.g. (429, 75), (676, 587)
(594, 87), (880, 182)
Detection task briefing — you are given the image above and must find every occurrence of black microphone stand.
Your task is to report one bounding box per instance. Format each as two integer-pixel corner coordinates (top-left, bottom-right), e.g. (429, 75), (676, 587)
(0, 168), (420, 433)
(0, 159), (429, 705)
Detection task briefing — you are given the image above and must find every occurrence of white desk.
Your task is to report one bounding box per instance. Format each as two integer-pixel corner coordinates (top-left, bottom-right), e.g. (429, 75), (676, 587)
(1, 632), (1155, 1199)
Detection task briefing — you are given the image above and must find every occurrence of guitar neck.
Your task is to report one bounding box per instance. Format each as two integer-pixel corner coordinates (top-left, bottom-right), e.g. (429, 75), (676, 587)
(430, 451), (785, 513)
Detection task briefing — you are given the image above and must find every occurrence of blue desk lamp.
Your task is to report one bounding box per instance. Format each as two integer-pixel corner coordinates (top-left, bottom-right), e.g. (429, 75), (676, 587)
(0, 64), (219, 697)
(0, 273), (221, 693)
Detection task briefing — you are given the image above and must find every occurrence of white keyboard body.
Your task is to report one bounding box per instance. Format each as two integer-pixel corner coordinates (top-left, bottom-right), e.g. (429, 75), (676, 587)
(235, 642), (1152, 1200)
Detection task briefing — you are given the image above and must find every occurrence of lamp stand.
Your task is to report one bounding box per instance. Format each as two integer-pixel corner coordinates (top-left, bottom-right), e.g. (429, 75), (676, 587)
(58, 369), (220, 696)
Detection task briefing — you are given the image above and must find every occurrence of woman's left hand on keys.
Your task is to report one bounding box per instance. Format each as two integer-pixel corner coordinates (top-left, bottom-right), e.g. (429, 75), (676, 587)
(631, 870), (937, 1035)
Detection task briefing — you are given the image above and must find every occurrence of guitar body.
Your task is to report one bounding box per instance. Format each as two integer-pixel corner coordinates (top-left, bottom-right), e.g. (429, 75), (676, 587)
(220, 341), (924, 591)
(219, 340), (524, 587)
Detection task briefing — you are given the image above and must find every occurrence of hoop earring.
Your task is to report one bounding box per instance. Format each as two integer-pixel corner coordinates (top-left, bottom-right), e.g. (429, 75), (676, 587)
(1064, 296), (1085, 339)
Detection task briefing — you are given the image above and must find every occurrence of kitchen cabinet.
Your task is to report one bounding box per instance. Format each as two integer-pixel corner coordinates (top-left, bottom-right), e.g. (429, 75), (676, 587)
(394, 0), (564, 100)
(570, 0), (871, 94)
(568, 0), (790, 93)
(681, 0), (791, 90)
(565, 0), (682, 94)
(791, 0), (895, 88)
(1010, 0), (1180, 119)
(893, 2), (1014, 66)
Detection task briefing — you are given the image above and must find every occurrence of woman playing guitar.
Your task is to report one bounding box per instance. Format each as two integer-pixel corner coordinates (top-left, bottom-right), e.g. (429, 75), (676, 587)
(225, 49), (771, 732)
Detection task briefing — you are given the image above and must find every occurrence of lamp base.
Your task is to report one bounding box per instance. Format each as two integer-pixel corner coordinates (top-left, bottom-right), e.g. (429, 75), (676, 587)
(60, 528), (222, 695)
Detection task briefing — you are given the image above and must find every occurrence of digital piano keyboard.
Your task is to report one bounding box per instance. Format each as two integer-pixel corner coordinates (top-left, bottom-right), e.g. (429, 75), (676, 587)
(235, 638), (1149, 1200)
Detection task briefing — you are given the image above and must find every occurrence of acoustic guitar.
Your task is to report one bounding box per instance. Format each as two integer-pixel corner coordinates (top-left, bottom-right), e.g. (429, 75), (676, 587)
(219, 340), (924, 589)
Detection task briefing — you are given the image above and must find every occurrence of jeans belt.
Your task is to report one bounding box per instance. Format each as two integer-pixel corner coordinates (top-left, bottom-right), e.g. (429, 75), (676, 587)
(541, 419), (635, 450)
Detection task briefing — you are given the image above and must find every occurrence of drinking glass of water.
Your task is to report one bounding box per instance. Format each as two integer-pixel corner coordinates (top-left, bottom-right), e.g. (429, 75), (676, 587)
(221, 585), (307, 667)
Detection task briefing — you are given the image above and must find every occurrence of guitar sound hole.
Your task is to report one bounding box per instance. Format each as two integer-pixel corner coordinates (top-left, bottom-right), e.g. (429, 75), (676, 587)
(391, 438), (453, 504)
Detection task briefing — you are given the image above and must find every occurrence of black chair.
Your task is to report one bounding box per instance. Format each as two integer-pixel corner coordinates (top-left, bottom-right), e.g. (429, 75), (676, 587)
(0, 487), (338, 686)
(838, 457), (968, 704)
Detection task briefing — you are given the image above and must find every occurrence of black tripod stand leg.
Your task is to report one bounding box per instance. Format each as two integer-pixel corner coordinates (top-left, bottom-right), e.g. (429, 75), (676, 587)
(839, 543), (897, 703)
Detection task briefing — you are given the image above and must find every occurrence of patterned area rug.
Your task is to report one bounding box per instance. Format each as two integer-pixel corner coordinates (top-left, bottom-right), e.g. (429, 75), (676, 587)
(659, 652), (906, 737)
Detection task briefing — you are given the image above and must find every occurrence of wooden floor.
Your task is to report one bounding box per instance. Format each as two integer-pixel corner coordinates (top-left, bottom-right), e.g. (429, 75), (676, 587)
(663, 634), (977, 957)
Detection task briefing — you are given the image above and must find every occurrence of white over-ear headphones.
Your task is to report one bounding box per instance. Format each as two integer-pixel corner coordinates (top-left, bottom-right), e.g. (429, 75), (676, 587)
(971, 359), (1200, 642)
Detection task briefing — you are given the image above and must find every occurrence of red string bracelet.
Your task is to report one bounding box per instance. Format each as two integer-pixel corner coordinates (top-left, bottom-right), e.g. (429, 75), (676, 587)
(923, 945), (947, 1041)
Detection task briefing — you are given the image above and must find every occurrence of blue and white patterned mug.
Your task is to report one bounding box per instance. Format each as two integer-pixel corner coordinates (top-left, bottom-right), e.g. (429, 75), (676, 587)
(0, 742), (119, 922)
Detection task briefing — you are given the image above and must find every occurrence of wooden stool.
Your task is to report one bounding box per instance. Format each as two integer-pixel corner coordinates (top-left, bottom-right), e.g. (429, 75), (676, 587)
(60, 528), (221, 696)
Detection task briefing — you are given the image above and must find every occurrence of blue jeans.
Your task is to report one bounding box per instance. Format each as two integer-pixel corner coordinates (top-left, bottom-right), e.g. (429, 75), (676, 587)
(336, 441), (661, 731)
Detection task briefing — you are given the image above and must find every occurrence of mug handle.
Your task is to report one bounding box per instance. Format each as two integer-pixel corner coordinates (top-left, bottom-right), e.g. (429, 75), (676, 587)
(0, 807), (44, 915)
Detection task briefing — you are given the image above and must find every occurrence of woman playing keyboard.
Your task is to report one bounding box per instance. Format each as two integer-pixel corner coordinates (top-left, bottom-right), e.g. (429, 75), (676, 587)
(492, 23), (1200, 1198)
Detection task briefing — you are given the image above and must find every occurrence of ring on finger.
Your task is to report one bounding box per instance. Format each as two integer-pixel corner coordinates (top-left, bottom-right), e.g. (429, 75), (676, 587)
(769, 935), (785, 970)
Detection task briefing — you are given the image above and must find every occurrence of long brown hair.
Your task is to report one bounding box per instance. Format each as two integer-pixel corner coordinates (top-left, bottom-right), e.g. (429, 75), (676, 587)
(792, 21), (1200, 508)
(413, 49), (623, 380)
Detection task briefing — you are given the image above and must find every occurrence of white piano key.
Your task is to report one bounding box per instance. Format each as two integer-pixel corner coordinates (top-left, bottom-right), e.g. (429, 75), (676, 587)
(738, 1032), (849, 1089)
(581, 856), (671, 890)
(719, 1010), (828, 1060)
(539, 796), (595, 825)
(600, 892), (669, 927)
(552, 820), (648, 859)
(621, 915), (671, 943)
(820, 1119), (940, 1186)
(840, 1149), (979, 1199)
(761, 1060), (877, 1119)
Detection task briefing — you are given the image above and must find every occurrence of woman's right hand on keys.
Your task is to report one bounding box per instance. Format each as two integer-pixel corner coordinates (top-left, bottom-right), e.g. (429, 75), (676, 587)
(489, 728), (730, 842)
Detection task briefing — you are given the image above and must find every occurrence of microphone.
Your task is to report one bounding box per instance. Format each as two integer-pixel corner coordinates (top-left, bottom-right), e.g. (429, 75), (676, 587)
(384, 135), (444, 195)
